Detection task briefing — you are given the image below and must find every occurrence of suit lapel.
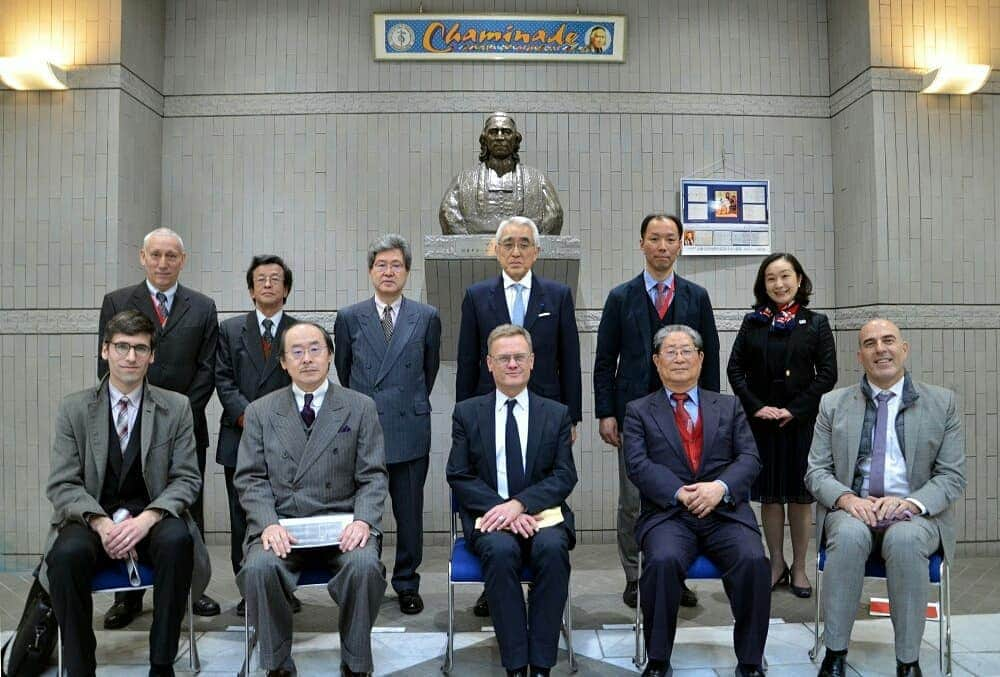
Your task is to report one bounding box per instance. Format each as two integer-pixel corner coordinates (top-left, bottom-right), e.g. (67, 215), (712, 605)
(670, 275), (690, 323)
(523, 393), (544, 481)
(160, 285), (191, 337)
(138, 385), (156, 482)
(488, 276), (511, 324)
(130, 283), (159, 326)
(902, 392), (922, 482)
(625, 274), (652, 361)
(294, 383), (348, 483)
(649, 390), (685, 459)
(521, 276), (546, 332)
(88, 384), (111, 494)
(477, 394), (499, 490)
(845, 386), (867, 482)
(258, 312), (292, 384)
(698, 390), (720, 472)
(359, 299), (389, 362)
(272, 389), (309, 467)
(376, 297), (417, 385)
(241, 312), (266, 376)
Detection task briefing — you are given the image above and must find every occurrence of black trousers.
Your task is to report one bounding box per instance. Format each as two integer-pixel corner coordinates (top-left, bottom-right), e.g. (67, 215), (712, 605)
(387, 455), (429, 593)
(472, 526), (571, 670)
(47, 519), (194, 676)
(224, 465), (248, 576)
(640, 512), (770, 666)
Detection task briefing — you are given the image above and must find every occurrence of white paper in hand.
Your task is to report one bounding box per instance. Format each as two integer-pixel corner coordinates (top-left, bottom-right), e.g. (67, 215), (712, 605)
(279, 513), (355, 548)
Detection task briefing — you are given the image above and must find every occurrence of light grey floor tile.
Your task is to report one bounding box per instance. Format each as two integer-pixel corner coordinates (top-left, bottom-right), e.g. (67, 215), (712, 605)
(597, 628), (639, 658)
(950, 652), (1000, 677)
(568, 629), (603, 659)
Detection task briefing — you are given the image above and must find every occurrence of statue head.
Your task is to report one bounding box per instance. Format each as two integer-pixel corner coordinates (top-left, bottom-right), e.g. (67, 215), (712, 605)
(479, 113), (522, 163)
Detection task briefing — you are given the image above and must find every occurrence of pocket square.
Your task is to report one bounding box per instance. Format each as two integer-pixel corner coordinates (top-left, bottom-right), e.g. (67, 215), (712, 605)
(338, 424), (352, 434)
(538, 311), (552, 318)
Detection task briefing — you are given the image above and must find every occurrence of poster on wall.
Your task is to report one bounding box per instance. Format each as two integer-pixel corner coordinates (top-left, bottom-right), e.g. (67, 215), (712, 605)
(679, 178), (771, 256)
(373, 13), (626, 62)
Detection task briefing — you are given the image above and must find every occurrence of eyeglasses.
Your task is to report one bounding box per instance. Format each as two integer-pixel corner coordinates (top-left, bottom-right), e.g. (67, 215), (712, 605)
(285, 344), (327, 361)
(490, 353), (531, 365)
(372, 262), (405, 273)
(498, 240), (535, 253)
(108, 341), (152, 358)
(254, 274), (283, 286)
(660, 348), (698, 360)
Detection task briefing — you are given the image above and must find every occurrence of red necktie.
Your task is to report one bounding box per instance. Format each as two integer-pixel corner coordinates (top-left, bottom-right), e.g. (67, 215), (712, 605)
(655, 282), (673, 319)
(671, 392), (701, 472)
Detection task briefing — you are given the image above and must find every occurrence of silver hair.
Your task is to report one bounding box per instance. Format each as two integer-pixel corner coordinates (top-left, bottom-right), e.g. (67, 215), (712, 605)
(367, 234), (412, 270)
(486, 323), (534, 353)
(652, 324), (704, 354)
(495, 216), (540, 246)
(142, 227), (185, 252)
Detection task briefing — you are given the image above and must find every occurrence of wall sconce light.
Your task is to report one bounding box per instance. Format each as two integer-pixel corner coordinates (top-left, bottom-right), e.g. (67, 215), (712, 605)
(921, 64), (991, 94)
(0, 57), (68, 90)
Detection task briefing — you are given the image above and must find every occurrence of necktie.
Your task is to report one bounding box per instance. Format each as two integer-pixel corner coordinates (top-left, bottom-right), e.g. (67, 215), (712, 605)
(505, 399), (526, 497)
(671, 392), (701, 472)
(155, 292), (169, 327)
(116, 397), (130, 452)
(655, 282), (673, 320)
(381, 305), (394, 343)
(301, 393), (316, 427)
(511, 283), (526, 326)
(262, 318), (274, 360)
(868, 391), (896, 497)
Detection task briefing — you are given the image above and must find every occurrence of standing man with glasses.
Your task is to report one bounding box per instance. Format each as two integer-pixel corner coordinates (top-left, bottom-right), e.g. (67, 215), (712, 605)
(595, 213), (721, 610)
(456, 215), (581, 617)
(98, 227), (221, 626)
(216, 255), (299, 616)
(335, 234), (441, 615)
(236, 322), (388, 677)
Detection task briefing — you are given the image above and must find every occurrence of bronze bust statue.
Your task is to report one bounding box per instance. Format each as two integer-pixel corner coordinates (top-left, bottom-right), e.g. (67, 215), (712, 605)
(439, 113), (563, 235)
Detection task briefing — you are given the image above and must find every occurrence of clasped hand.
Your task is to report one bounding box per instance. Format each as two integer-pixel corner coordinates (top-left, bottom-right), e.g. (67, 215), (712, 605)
(754, 406), (794, 427)
(479, 499), (538, 538)
(93, 512), (156, 560)
(677, 481), (726, 518)
(837, 493), (918, 527)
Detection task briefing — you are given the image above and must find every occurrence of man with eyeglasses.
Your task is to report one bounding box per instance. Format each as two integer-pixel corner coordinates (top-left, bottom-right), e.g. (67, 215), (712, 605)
(623, 325), (768, 677)
(215, 254), (300, 616)
(98, 227), (221, 625)
(40, 310), (210, 677)
(334, 234), (441, 615)
(456, 215), (581, 616)
(594, 213), (720, 610)
(448, 324), (578, 677)
(236, 321), (388, 677)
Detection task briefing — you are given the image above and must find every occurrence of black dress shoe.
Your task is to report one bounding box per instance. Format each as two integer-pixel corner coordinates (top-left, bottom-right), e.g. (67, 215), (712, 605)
(193, 594), (221, 616)
(291, 593), (303, 613)
(771, 564), (790, 591)
(340, 664), (370, 677)
(680, 582), (698, 607)
(529, 666), (551, 677)
(266, 670), (293, 677)
(735, 664), (765, 677)
(473, 590), (490, 617)
(623, 580), (638, 608)
(103, 598), (142, 629)
(398, 589), (424, 614)
(642, 660), (670, 677)
(896, 660), (922, 676)
(506, 668), (527, 677)
(149, 665), (175, 677)
(818, 648), (848, 677)
(236, 598), (246, 616)
(790, 570), (813, 598)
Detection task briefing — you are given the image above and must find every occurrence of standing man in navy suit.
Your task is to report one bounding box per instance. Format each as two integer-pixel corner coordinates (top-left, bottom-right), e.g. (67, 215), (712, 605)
(98, 227), (221, 624)
(448, 324), (578, 677)
(215, 254), (299, 616)
(624, 325), (768, 677)
(335, 234), (441, 615)
(594, 213), (720, 609)
(456, 215), (581, 616)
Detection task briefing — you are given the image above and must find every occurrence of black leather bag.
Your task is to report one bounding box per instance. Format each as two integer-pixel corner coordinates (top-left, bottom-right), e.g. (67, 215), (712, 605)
(1, 578), (57, 677)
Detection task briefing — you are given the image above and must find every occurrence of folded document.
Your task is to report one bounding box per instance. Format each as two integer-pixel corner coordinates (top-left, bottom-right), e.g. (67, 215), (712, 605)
(279, 513), (354, 548)
(475, 506), (564, 531)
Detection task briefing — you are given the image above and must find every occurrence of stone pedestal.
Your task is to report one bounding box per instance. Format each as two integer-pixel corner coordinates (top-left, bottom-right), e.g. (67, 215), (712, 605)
(424, 235), (581, 361)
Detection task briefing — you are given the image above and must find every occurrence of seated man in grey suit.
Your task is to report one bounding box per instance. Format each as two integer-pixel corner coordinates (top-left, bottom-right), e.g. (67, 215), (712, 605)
(447, 324), (578, 677)
(236, 322), (388, 677)
(41, 310), (210, 677)
(806, 319), (967, 677)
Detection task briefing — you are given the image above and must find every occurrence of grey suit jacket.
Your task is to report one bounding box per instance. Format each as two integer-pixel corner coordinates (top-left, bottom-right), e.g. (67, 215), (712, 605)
(37, 379), (211, 597)
(334, 297), (441, 464)
(234, 381), (389, 548)
(805, 377), (967, 561)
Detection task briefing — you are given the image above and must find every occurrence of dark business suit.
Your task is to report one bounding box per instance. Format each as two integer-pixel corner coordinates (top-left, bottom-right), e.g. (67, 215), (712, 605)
(335, 296), (441, 593)
(456, 274), (582, 422)
(447, 392), (578, 670)
(594, 272), (720, 580)
(215, 310), (296, 574)
(99, 281), (218, 534)
(623, 389), (769, 666)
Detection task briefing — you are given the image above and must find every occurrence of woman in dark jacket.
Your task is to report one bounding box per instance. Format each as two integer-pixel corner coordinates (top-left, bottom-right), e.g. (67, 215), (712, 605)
(727, 253), (837, 598)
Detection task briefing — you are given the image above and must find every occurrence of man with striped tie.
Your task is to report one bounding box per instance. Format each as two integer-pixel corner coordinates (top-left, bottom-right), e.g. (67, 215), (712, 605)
(98, 227), (221, 626)
(455, 216), (581, 617)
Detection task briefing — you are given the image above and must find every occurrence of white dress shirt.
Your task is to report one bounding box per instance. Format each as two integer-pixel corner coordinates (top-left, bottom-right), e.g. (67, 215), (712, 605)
(373, 295), (402, 328)
(292, 379), (329, 415)
(108, 382), (143, 450)
(494, 388), (530, 499)
(859, 377), (925, 515)
(145, 280), (178, 313)
(502, 270), (532, 321)
(256, 308), (283, 336)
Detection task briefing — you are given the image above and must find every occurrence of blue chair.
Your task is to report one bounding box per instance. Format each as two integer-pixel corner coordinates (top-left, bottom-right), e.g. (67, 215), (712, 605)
(809, 545), (952, 676)
(57, 561), (200, 674)
(633, 550), (725, 669)
(443, 494), (577, 674)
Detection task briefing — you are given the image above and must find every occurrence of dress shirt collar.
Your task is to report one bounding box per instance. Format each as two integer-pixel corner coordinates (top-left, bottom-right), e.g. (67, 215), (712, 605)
(863, 374), (906, 402)
(664, 384), (700, 407)
(145, 280), (178, 305)
(108, 381), (143, 408)
(495, 387), (530, 413)
(374, 295), (402, 318)
(292, 379), (330, 413)
(255, 308), (283, 335)
(502, 269), (532, 291)
(644, 270), (675, 294)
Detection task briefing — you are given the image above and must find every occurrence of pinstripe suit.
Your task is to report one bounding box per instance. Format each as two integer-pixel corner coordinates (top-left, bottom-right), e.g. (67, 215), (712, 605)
(335, 296), (441, 593)
(235, 382), (389, 674)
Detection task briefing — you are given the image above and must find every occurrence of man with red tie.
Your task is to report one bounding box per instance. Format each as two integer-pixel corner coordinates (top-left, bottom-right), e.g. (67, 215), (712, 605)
(623, 324), (769, 677)
(98, 227), (221, 625)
